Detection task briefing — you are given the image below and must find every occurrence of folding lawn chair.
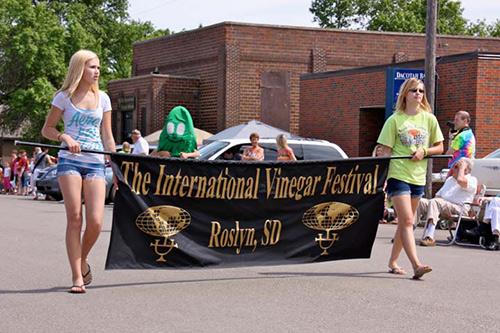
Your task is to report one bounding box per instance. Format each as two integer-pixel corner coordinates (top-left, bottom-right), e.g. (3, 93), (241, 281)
(440, 183), (487, 247)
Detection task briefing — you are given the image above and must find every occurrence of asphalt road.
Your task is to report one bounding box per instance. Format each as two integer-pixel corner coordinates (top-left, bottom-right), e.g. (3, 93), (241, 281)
(1, 195), (499, 333)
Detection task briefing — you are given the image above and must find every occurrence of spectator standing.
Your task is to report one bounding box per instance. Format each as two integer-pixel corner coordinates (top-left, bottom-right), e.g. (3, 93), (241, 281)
(377, 78), (444, 279)
(276, 134), (297, 161)
(446, 110), (475, 168)
(42, 49), (117, 294)
(242, 133), (264, 161)
(10, 150), (18, 194)
(131, 129), (149, 155)
(16, 150), (29, 196)
(3, 162), (11, 194)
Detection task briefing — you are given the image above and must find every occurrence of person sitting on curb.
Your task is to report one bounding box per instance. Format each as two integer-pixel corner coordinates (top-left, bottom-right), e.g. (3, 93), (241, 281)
(464, 196), (500, 251)
(416, 158), (477, 246)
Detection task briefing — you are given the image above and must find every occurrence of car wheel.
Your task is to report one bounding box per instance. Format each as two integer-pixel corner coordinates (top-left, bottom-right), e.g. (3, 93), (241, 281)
(437, 219), (449, 230)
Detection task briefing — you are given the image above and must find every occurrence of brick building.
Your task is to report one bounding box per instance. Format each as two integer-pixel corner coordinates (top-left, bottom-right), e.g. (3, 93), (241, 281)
(108, 22), (500, 145)
(300, 51), (500, 170)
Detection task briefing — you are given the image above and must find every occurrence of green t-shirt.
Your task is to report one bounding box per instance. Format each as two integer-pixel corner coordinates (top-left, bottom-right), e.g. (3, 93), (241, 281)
(377, 110), (444, 185)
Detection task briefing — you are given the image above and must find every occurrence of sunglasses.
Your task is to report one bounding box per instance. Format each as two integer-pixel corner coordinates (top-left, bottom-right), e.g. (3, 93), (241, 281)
(410, 89), (425, 93)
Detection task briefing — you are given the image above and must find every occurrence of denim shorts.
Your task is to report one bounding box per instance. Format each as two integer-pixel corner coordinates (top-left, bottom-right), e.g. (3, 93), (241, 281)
(21, 173), (29, 187)
(386, 178), (425, 199)
(57, 157), (106, 180)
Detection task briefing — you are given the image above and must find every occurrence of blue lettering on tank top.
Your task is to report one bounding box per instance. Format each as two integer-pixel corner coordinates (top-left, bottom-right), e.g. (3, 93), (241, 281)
(68, 112), (100, 128)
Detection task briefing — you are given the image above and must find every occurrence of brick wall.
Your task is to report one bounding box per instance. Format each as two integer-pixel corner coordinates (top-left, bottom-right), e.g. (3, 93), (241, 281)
(132, 25), (226, 133)
(300, 69), (386, 157)
(476, 57), (500, 156)
(130, 22), (500, 136)
(108, 74), (200, 142)
(300, 53), (500, 172)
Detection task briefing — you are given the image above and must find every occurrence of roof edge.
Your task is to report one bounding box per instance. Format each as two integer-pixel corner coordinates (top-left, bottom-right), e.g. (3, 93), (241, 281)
(301, 50), (500, 80)
(133, 21), (500, 46)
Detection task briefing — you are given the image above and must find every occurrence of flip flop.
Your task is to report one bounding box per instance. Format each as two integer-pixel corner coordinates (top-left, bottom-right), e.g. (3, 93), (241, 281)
(412, 265), (432, 280)
(83, 264), (92, 286)
(388, 267), (407, 275)
(69, 285), (86, 294)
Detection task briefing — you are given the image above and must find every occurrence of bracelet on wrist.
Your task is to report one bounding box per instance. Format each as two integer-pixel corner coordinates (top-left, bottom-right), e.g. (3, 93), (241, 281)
(423, 148), (427, 157)
(57, 133), (63, 141)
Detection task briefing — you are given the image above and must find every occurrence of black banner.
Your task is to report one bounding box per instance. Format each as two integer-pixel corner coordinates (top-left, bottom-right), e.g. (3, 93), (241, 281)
(105, 154), (390, 269)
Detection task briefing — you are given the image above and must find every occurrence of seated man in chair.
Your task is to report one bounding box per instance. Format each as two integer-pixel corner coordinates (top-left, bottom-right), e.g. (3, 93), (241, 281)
(464, 196), (500, 251)
(416, 158), (477, 246)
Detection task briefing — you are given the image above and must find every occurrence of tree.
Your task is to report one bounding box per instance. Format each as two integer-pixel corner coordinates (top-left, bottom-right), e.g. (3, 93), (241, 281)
(0, 0), (168, 142)
(467, 19), (500, 37)
(310, 0), (468, 34)
(310, 0), (361, 29)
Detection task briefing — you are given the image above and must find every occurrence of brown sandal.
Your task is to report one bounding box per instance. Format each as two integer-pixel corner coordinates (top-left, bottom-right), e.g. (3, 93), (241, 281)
(412, 265), (432, 280)
(389, 267), (407, 275)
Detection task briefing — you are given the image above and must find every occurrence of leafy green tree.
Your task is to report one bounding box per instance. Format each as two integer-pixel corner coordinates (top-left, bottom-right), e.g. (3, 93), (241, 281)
(310, 0), (361, 29)
(310, 0), (468, 34)
(467, 19), (500, 37)
(0, 0), (168, 142)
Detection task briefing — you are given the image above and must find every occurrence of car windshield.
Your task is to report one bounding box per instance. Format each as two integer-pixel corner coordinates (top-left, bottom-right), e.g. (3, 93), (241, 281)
(485, 148), (500, 159)
(198, 141), (230, 160)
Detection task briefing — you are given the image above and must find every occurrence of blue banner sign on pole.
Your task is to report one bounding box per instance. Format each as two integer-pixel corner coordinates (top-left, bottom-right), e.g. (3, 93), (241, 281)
(385, 69), (425, 120)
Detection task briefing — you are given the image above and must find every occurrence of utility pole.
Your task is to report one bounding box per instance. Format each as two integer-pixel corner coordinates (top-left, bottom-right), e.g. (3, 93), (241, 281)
(424, 0), (437, 199)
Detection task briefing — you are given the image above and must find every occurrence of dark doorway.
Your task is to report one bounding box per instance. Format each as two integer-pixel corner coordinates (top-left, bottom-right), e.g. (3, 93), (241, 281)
(260, 72), (291, 131)
(122, 111), (134, 141)
(359, 107), (386, 157)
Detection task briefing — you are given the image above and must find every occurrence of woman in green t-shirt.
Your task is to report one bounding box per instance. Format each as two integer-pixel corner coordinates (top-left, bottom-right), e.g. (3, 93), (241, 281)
(377, 78), (444, 280)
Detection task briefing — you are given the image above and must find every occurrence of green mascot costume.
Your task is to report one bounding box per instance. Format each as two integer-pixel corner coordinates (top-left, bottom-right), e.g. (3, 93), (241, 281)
(157, 106), (197, 157)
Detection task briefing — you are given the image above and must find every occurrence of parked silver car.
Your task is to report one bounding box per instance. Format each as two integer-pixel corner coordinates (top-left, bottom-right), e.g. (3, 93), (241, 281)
(36, 164), (116, 203)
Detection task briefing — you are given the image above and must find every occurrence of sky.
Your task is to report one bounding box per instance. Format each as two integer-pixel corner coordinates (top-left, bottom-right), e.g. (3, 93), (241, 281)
(127, 0), (500, 33)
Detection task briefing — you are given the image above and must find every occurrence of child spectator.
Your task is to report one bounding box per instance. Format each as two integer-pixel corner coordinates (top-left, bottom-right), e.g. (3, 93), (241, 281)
(3, 162), (11, 194)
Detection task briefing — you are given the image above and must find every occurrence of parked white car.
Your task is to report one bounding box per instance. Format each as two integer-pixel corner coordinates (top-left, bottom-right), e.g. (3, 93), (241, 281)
(197, 138), (348, 161)
(471, 148), (500, 196)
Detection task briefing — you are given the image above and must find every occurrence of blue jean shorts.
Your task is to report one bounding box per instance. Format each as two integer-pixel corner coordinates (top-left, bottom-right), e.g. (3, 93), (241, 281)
(386, 178), (425, 199)
(21, 173), (29, 187)
(57, 157), (106, 180)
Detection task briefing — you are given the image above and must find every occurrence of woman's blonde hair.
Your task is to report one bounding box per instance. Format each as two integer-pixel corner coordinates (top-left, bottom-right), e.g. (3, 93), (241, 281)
(372, 144), (382, 157)
(276, 134), (289, 150)
(122, 141), (131, 153)
(57, 49), (99, 103)
(394, 78), (431, 113)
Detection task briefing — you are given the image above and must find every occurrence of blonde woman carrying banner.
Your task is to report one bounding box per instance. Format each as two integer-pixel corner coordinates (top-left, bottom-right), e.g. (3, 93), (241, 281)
(377, 78), (444, 280)
(42, 50), (117, 293)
